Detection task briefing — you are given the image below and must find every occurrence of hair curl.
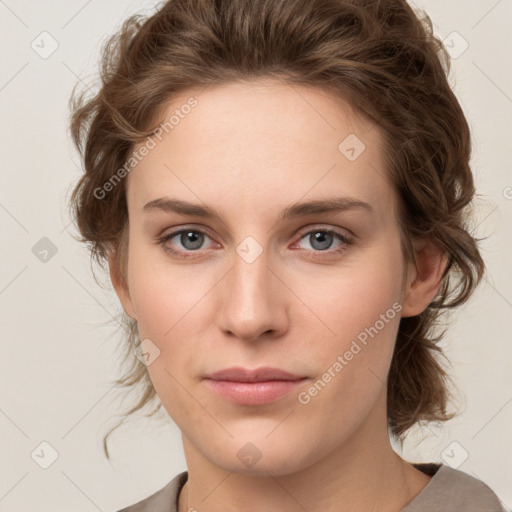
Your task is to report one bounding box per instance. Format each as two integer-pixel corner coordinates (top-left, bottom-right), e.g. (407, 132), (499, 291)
(67, 0), (485, 460)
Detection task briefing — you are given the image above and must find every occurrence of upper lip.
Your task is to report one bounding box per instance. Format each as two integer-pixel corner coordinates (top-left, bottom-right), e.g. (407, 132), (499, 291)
(205, 366), (305, 382)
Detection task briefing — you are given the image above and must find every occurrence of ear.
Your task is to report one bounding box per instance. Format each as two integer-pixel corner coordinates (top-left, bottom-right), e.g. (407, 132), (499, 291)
(401, 238), (448, 318)
(108, 244), (137, 320)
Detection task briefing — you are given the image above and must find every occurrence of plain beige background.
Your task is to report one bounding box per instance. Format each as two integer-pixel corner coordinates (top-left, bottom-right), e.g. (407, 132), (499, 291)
(0, 0), (511, 510)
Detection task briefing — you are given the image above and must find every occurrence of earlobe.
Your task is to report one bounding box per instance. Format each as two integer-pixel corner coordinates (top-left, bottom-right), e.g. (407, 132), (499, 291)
(400, 238), (448, 318)
(107, 245), (137, 320)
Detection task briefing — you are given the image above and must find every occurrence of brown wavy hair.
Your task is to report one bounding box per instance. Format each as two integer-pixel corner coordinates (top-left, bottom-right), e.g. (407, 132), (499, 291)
(67, 0), (485, 460)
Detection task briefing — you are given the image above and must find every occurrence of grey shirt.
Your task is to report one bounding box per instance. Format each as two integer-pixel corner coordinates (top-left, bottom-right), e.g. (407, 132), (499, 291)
(115, 462), (506, 511)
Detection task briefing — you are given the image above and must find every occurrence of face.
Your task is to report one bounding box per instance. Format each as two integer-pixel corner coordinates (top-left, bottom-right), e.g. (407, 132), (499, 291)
(111, 79), (420, 475)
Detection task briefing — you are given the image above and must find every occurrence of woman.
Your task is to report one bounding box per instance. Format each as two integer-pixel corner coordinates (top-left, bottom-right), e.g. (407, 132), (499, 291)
(67, 0), (506, 510)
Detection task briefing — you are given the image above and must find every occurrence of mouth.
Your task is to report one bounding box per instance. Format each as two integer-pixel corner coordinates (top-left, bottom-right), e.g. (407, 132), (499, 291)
(203, 366), (308, 405)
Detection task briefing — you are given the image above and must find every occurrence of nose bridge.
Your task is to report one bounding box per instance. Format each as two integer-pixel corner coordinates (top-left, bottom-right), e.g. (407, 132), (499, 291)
(230, 237), (273, 308)
(227, 225), (272, 289)
(216, 233), (285, 340)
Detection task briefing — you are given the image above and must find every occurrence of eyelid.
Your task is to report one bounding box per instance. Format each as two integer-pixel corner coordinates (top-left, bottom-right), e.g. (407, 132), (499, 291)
(158, 224), (218, 243)
(294, 223), (354, 241)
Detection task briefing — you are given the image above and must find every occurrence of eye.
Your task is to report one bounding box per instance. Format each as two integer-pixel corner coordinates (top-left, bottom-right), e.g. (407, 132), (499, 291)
(292, 228), (353, 256)
(157, 228), (218, 259)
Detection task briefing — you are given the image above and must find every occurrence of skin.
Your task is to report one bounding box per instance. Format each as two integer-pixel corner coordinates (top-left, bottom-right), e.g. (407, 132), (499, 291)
(109, 79), (447, 512)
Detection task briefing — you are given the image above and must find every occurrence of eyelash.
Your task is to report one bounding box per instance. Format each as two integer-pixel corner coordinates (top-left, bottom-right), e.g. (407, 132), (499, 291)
(156, 226), (353, 260)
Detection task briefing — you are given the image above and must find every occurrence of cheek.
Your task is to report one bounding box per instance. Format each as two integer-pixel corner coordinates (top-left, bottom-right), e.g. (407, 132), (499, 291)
(292, 237), (405, 403)
(127, 239), (209, 338)
(125, 242), (221, 412)
(125, 251), (209, 420)
(297, 239), (404, 347)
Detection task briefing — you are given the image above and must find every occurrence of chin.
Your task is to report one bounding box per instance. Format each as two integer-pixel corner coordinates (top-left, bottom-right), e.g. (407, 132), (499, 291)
(206, 438), (317, 477)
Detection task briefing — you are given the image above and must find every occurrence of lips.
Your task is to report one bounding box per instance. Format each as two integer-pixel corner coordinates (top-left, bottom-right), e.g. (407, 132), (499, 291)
(205, 366), (305, 383)
(203, 366), (307, 405)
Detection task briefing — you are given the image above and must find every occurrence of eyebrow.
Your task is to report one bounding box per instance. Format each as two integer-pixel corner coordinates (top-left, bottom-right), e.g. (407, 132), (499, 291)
(142, 196), (373, 221)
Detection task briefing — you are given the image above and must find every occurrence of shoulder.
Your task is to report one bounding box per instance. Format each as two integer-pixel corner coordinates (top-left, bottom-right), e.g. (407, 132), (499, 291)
(403, 462), (507, 512)
(111, 465), (507, 512)
(113, 471), (188, 512)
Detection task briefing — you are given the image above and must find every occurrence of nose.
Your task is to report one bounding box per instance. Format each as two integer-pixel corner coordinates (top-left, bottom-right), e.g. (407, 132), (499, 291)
(215, 245), (288, 342)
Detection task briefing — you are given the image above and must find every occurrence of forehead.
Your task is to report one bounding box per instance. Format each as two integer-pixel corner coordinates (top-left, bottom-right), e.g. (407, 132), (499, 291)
(127, 79), (396, 223)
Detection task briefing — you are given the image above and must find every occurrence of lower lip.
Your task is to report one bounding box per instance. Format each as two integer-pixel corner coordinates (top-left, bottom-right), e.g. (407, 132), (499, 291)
(204, 378), (307, 405)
